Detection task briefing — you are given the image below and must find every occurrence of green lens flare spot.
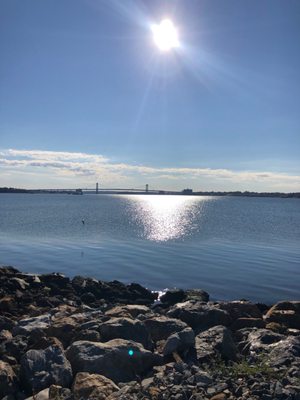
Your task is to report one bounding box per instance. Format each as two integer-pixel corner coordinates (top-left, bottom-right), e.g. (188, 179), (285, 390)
(128, 349), (134, 356)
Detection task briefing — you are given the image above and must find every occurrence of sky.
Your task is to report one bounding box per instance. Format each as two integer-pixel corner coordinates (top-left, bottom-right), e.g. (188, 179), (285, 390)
(0, 0), (299, 191)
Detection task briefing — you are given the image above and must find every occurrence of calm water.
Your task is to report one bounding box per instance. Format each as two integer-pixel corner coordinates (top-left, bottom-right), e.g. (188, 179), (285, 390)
(0, 194), (299, 303)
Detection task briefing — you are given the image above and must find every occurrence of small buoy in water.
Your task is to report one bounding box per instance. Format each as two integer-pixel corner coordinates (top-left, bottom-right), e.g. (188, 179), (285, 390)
(82, 219), (85, 224)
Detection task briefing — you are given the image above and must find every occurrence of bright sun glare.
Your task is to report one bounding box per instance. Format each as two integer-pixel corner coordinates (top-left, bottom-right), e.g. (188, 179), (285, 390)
(151, 19), (179, 51)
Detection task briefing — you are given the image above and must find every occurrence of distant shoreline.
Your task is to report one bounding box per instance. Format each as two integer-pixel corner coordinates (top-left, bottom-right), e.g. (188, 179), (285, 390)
(0, 187), (299, 198)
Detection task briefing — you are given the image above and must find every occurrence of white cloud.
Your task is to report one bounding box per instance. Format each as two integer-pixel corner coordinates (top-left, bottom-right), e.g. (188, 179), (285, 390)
(0, 148), (299, 191)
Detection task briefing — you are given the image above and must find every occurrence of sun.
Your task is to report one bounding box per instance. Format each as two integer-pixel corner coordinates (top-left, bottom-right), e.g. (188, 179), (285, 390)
(151, 19), (179, 52)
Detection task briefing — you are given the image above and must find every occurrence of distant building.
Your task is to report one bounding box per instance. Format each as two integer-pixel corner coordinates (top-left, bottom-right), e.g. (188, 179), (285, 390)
(182, 188), (193, 195)
(145, 184), (149, 193)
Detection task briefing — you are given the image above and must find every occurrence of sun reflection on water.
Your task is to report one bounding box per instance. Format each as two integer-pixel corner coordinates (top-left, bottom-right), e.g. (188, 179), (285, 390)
(125, 195), (204, 242)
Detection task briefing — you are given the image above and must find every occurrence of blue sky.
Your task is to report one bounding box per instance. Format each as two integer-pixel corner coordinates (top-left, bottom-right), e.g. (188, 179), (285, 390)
(0, 0), (299, 191)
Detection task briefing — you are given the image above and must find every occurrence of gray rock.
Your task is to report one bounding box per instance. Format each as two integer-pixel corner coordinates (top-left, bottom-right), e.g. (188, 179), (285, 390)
(242, 328), (300, 367)
(0, 360), (18, 398)
(167, 301), (230, 332)
(105, 305), (152, 319)
(144, 316), (188, 342)
(163, 328), (195, 356)
(12, 314), (51, 336)
(46, 314), (84, 347)
(20, 343), (73, 394)
(193, 371), (213, 386)
(195, 325), (237, 361)
(11, 277), (29, 290)
(0, 334), (28, 361)
(230, 317), (266, 331)
(141, 377), (154, 390)
(160, 289), (186, 305)
(45, 309), (102, 347)
(74, 329), (101, 342)
(269, 335), (300, 366)
(184, 289), (209, 303)
(0, 315), (15, 331)
(246, 329), (285, 353)
(49, 385), (73, 400)
(0, 329), (12, 341)
(66, 339), (162, 383)
(219, 301), (262, 320)
(99, 317), (153, 350)
(25, 388), (49, 400)
(72, 372), (119, 400)
(265, 301), (300, 329)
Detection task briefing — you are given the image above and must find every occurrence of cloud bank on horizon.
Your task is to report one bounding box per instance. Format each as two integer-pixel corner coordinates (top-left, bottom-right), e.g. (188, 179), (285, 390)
(0, 148), (299, 192)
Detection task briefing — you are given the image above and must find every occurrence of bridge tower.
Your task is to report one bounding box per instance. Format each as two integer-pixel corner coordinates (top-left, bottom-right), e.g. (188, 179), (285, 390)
(96, 182), (99, 194)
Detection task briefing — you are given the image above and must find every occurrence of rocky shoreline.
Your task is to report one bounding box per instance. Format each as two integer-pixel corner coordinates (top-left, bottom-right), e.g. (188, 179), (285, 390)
(0, 266), (299, 400)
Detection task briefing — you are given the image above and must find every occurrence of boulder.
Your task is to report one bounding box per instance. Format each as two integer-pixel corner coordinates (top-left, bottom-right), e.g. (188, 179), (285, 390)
(193, 370), (213, 386)
(73, 329), (101, 342)
(0, 266), (20, 275)
(72, 276), (104, 298)
(126, 282), (157, 304)
(78, 320), (102, 332)
(66, 339), (161, 383)
(167, 301), (230, 332)
(144, 316), (188, 342)
(49, 385), (73, 400)
(11, 277), (29, 290)
(246, 329), (285, 353)
(210, 394), (227, 400)
(46, 310), (103, 347)
(0, 335), (28, 360)
(51, 304), (79, 319)
(0, 329), (12, 341)
(230, 317), (266, 331)
(0, 315), (15, 331)
(184, 289), (209, 303)
(265, 301), (300, 329)
(219, 301), (262, 320)
(39, 273), (72, 295)
(46, 315), (79, 347)
(268, 336), (300, 367)
(20, 343), (73, 394)
(99, 317), (153, 350)
(0, 360), (18, 398)
(12, 314), (51, 336)
(244, 328), (300, 366)
(80, 292), (96, 305)
(72, 372), (119, 399)
(195, 325), (237, 361)
(105, 305), (152, 319)
(160, 289), (186, 305)
(25, 388), (49, 400)
(72, 277), (157, 304)
(163, 328), (195, 356)
(27, 336), (63, 351)
(0, 296), (16, 313)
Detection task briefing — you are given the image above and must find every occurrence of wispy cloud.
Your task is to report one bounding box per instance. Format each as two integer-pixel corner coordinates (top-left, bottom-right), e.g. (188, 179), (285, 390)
(0, 148), (299, 191)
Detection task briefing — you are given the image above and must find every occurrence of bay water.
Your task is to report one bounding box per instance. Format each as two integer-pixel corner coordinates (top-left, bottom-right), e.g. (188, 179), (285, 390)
(0, 193), (299, 303)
